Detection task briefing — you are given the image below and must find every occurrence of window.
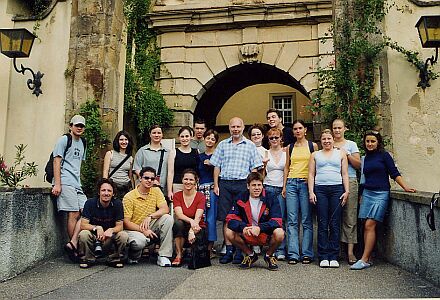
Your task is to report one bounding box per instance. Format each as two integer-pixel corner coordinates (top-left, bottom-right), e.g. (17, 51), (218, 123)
(272, 94), (295, 125)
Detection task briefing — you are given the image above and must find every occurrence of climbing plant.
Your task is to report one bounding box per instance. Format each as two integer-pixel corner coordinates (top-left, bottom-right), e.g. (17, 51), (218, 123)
(79, 100), (108, 197)
(310, 0), (438, 147)
(124, 0), (174, 146)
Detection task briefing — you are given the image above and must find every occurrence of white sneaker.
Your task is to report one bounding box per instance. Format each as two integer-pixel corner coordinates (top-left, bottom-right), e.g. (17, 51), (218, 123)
(253, 246), (261, 254)
(319, 259), (330, 268)
(157, 256), (171, 267)
(329, 260), (340, 268)
(276, 254), (286, 261)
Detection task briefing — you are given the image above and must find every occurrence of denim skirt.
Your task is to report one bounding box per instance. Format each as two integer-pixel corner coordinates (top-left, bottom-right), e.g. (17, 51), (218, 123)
(359, 189), (390, 222)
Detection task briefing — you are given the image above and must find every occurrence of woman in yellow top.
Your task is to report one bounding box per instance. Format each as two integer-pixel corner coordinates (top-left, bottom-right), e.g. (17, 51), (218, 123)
(282, 120), (318, 264)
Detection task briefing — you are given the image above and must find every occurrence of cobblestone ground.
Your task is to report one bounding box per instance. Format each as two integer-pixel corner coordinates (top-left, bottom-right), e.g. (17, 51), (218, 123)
(0, 256), (439, 299)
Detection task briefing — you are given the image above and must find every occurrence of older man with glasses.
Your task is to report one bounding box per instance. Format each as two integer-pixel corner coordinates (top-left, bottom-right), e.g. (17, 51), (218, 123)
(123, 166), (174, 267)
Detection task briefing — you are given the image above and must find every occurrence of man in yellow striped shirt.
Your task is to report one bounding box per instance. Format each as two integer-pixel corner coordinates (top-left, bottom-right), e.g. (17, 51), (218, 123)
(123, 166), (173, 266)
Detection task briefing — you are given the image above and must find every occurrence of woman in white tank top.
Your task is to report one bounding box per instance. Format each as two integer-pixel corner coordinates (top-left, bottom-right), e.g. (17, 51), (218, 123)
(263, 128), (287, 259)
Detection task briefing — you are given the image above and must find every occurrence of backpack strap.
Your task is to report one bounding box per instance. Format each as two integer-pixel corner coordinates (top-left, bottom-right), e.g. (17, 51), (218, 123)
(289, 140), (314, 157)
(109, 153), (131, 178)
(61, 134), (73, 167)
(308, 140), (314, 153)
(157, 149), (166, 177)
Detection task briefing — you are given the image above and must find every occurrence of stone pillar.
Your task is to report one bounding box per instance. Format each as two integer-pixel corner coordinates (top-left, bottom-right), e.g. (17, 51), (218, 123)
(65, 0), (126, 136)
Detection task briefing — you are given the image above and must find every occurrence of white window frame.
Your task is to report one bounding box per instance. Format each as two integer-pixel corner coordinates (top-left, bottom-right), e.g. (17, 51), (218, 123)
(270, 93), (296, 125)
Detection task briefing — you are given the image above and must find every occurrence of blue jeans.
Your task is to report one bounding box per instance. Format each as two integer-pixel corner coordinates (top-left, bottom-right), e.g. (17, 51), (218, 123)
(264, 185), (286, 256)
(285, 178), (314, 260)
(314, 184), (344, 261)
(199, 183), (218, 242)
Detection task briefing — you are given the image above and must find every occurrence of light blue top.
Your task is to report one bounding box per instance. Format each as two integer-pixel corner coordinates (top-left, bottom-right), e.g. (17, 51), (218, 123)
(52, 135), (86, 189)
(210, 136), (263, 180)
(340, 140), (359, 178)
(314, 149), (342, 186)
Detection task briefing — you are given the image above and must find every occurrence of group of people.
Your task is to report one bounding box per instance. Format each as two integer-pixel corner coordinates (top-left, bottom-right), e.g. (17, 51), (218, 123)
(50, 110), (415, 271)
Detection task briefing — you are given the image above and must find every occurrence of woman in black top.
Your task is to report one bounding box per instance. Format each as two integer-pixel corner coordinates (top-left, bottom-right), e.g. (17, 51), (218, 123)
(167, 126), (199, 200)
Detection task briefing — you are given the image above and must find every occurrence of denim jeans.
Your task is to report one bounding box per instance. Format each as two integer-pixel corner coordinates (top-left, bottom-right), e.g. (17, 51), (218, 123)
(285, 178), (314, 260)
(264, 185), (286, 256)
(199, 183), (218, 242)
(314, 184), (344, 261)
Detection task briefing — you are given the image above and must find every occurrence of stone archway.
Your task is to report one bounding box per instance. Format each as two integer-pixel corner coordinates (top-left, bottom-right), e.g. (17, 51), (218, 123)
(148, 0), (334, 132)
(194, 62), (309, 126)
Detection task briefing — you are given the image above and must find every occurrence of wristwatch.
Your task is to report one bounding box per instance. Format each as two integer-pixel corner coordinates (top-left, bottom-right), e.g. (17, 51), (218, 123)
(92, 226), (97, 233)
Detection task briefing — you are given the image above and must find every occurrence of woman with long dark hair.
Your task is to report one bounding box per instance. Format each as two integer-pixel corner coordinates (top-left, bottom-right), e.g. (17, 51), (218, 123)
(103, 130), (134, 199)
(351, 130), (415, 270)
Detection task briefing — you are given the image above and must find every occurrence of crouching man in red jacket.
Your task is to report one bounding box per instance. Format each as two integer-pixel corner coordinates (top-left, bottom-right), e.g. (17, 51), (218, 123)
(225, 172), (285, 271)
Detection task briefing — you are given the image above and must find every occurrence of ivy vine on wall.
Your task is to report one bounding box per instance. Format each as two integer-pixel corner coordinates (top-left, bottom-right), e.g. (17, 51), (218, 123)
(79, 100), (108, 197)
(310, 0), (439, 147)
(124, 0), (174, 146)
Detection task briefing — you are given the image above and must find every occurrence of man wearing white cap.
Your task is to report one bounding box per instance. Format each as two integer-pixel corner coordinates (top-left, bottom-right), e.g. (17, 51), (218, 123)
(51, 114), (87, 262)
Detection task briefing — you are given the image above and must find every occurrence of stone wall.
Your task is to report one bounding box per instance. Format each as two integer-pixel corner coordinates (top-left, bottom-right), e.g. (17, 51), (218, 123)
(377, 191), (440, 287)
(0, 188), (64, 282)
(66, 0), (127, 136)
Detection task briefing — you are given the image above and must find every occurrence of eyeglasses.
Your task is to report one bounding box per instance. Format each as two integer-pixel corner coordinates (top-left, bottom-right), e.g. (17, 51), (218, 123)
(269, 136), (280, 140)
(142, 176), (155, 181)
(74, 124), (85, 128)
(427, 192), (439, 231)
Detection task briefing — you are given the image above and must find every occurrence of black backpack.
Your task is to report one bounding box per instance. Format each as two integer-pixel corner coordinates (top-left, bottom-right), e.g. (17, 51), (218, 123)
(44, 134), (87, 183)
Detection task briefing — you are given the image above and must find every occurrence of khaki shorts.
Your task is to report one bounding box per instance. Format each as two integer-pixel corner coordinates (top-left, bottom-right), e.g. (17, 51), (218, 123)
(57, 185), (87, 212)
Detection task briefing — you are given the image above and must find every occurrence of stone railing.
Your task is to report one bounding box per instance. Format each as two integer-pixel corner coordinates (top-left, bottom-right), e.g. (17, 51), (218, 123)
(0, 188), (65, 282)
(377, 191), (440, 287)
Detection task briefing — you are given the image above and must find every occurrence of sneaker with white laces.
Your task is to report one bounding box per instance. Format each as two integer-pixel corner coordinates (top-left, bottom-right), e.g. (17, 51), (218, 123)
(329, 260), (340, 268)
(319, 259), (330, 268)
(157, 256), (171, 267)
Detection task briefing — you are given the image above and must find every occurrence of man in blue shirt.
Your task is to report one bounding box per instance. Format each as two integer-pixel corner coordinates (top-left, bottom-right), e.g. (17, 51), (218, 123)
(51, 115), (87, 261)
(210, 117), (263, 264)
(78, 178), (128, 268)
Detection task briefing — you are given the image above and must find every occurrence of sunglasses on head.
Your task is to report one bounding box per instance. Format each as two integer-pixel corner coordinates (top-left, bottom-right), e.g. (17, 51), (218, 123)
(427, 192), (439, 231)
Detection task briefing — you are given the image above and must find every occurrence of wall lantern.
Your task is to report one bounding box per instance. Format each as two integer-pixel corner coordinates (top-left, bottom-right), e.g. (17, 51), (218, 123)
(415, 15), (440, 90)
(0, 28), (43, 97)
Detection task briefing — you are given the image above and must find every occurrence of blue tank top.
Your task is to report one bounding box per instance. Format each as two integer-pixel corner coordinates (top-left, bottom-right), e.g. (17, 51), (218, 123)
(198, 152), (214, 184)
(314, 149), (342, 185)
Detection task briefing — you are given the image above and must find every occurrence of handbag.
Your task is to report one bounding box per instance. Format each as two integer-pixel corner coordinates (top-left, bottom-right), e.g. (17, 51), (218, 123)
(188, 230), (211, 270)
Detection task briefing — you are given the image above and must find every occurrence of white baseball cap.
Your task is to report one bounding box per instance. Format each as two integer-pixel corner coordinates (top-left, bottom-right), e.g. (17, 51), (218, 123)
(70, 115), (85, 126)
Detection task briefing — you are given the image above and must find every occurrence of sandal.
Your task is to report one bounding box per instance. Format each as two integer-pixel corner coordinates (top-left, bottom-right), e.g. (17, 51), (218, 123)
(64, 242), (79, 263)
(302, 256), (312, 264)
(172, 257), (182, 267)
(79, 261), (91, 269)
(288, 258), (299, 265)
(348, 255), (357, 265)
(108, 259), (124, 268)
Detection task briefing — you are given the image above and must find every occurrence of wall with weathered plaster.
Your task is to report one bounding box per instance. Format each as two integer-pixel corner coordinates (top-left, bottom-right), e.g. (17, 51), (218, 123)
(383, 1), (440, 192)
(0, 0), (127, 188)
(377, 191), (440, 287)
(1, 1), (72, 188)
(0, 188), (64, 281)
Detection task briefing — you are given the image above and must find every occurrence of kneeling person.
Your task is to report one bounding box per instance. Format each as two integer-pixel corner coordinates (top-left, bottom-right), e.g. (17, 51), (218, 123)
(123, 166), (173, 267)
(225, 172), (284, 271)
(78, 178), (128, 268)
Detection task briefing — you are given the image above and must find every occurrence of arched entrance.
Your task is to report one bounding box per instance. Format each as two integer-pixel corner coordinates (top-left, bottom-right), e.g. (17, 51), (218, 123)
(194, 63), (309, 127)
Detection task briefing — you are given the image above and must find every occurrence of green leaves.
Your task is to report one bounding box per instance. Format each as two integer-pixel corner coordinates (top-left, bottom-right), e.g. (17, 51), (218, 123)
(124, 0), (174, 146)
(0, 144), (38, 188)
(79, 101), (108, 197)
